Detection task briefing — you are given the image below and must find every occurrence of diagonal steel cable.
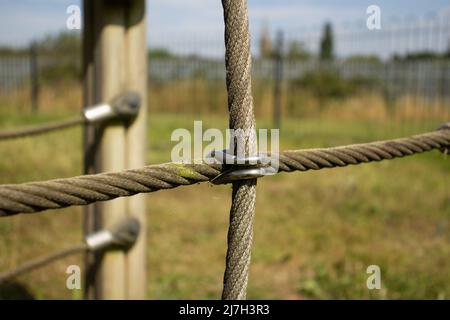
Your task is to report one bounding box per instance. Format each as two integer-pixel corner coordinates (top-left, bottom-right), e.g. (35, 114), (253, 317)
(0, 92), (141, 141)
(0, 244), (87, 283)
(0, 217), (140, 282)
(0, 117), (85, 140)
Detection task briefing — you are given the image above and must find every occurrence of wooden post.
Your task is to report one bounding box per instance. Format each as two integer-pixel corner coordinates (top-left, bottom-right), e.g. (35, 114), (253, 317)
(82, 0), (147, 300)
(124, 0), (147, 299)
(273, 30), (283, 128)
(82, 0), (97, 300)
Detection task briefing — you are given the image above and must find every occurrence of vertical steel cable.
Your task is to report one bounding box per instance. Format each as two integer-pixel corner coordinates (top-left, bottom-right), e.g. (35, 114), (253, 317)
(221, 0), (257, 300)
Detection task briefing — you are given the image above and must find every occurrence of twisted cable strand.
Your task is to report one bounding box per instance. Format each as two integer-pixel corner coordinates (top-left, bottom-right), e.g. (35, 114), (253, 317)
(221, 0), (257, 300)
(0, 128), (448, 217)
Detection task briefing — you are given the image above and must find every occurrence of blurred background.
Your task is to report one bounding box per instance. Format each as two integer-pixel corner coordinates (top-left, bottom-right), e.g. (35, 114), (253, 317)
(0, 0), (449, 299)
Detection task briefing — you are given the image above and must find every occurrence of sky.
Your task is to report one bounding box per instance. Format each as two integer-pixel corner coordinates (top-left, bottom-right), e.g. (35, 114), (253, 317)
(0, 0), (449, 56)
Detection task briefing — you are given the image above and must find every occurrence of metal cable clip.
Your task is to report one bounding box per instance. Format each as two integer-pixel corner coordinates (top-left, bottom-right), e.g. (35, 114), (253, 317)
(83, 91), (141, 123)
(208, 150), (277, 184)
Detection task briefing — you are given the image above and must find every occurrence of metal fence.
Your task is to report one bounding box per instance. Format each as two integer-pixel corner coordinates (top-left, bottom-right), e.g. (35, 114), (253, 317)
(0, 57), (30, 92)
(1, 15), (449, 128)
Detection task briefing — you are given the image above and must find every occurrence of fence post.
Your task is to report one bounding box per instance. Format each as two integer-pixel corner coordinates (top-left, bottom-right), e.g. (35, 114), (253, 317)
(82, 0), (99, 300)
(124, 0), (147, 299)
(82, 0), (147, 299)
(29, 43), (39, 113)
(273, 30), (284, 128)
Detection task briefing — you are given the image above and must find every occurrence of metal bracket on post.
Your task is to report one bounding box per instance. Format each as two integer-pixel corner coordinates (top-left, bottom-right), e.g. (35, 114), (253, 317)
(85, 217), (140, 252)
(83, 91), (141, 123)
(208, 150), (277, 185)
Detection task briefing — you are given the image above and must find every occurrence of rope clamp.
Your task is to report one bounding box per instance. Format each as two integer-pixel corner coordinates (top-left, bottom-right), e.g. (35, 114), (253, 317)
(208, 150), (277, 184)
(83, 91), (141, 123)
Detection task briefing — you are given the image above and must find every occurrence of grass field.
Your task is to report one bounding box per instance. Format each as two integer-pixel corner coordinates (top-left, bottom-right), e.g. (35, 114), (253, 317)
(0, 108), (449, 299)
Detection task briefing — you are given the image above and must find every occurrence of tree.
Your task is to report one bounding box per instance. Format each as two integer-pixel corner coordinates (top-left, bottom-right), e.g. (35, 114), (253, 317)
(35, 31), (81, 83)
(287, 41), (310, 61)
(148, 48), (174, 59)
(259, 23), (273, 59)
(319, 22), (334, 61)
(345, 55), (382, 65)
(446, 41), (450, 58)
(37, 31), (81, 58)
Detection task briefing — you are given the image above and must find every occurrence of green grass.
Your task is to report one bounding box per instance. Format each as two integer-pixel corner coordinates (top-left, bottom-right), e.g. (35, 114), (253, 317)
(0, 110), (449, 299)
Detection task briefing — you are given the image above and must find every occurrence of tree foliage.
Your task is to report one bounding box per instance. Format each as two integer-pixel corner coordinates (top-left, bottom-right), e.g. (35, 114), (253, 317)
(319, 22), (334, 61)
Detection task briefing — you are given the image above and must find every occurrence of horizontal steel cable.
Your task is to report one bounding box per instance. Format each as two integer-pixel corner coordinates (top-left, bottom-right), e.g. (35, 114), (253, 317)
(0, 126), (448, 217)
(0, 116), (85, 140)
